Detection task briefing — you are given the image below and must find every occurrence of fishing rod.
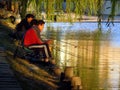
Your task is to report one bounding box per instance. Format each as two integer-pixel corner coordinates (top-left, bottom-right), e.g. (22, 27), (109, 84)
(44, 33), (114, 59)
(51, 44), (82, 59)
(51, 41), (113, 60)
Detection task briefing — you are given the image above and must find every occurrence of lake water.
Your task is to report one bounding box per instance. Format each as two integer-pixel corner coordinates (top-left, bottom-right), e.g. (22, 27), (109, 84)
(44, 22), (120, 90)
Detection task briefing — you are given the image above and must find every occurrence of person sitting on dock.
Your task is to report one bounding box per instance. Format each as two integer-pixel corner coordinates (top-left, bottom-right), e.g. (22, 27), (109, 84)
(23, 19), (52, 62)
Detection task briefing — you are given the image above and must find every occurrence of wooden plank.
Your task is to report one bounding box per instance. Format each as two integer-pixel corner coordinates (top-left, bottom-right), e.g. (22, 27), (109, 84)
(0, 47), (22, 90)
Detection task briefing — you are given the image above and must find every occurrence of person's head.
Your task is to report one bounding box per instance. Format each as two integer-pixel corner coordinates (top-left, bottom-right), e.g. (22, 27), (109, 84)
(37, 20), (45, 31)
(25, 14), (35, 23)
(30, 19), (38, 26)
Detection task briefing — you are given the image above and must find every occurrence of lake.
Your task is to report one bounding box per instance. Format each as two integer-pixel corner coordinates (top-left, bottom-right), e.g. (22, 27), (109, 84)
(44, 22), (120, 90)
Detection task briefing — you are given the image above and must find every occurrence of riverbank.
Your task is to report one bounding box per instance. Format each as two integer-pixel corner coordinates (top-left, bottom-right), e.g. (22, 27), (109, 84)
(0, 20), (60, 90)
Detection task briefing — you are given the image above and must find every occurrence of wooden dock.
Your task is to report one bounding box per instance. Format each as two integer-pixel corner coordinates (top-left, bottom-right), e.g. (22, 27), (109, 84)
(0, 47), (22, 90)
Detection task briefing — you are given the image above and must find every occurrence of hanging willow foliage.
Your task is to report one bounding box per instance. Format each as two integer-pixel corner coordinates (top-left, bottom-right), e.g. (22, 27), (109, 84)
(107, 0), (117, 22)
(11, 0), (119, 23)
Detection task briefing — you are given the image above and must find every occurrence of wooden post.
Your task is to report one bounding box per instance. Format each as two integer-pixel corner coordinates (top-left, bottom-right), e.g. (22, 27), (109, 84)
(64, 66), (74, 80)
(71, 76), (82, 90)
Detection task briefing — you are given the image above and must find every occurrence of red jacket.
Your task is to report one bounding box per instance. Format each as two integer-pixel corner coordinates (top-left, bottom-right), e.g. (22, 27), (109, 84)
(24, 28), (43, 47)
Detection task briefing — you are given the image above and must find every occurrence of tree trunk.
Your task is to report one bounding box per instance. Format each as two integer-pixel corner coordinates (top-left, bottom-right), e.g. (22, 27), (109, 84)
(6, 0), (12, 11)
(19, 0), (29, 19)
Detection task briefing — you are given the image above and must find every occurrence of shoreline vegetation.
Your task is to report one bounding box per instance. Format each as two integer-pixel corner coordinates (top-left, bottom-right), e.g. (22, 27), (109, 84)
(0, 8), (120, 24)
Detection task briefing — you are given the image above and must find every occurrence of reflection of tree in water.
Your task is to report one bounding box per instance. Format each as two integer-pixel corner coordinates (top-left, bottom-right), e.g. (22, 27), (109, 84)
(74, 30), (107, 90)
(46, 26), (110, 66)
(46, 25), (112, 89)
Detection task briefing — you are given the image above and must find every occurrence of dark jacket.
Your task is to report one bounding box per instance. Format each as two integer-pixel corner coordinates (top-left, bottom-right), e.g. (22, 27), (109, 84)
(15, 19), (32, 40)
(24, 27), (43, 47)
(16, 19), (32, 32)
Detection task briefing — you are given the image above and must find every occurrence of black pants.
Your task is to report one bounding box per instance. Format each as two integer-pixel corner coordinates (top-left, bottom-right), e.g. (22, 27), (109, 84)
(28, 43), (52, 59)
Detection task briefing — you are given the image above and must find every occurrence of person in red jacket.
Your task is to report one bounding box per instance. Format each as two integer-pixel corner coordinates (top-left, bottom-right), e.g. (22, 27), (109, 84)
(24, 19), (52, 62)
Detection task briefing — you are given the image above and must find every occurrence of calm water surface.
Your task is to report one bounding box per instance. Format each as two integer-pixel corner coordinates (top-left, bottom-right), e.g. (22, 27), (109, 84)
(44, 22), (120, 90)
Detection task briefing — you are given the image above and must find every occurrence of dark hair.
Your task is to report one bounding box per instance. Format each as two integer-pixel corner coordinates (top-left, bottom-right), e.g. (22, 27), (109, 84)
(37, 20), (45, 25)
(25, 14), (35, 19)
(30, 19), (38, 26)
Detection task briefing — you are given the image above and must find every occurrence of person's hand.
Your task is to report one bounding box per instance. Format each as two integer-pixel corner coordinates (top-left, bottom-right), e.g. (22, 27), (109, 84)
(46, 39), (53, 44)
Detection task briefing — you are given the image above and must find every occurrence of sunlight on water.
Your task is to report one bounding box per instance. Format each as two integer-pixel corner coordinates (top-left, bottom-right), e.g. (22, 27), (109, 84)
(44, 22), (120, 90)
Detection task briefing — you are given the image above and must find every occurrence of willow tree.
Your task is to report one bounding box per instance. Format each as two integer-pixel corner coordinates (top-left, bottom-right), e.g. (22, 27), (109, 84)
(11, 0), (119, 23)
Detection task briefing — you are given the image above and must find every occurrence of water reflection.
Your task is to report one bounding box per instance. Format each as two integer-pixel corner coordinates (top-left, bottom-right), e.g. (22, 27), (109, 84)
(43, 22), (120, 90)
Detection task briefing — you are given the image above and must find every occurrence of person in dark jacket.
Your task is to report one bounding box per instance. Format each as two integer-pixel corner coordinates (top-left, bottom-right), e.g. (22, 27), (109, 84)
(10, 14), (35, 40)
(15, 14), (35, 40)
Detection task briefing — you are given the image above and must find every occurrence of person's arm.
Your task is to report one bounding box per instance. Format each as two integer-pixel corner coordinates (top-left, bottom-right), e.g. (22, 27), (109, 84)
(45, 39), (53, 44)
(39, 34), (52, 44)
(32, 30), (43, 44)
